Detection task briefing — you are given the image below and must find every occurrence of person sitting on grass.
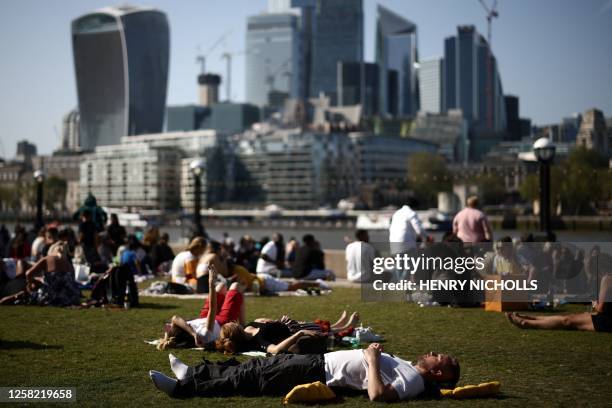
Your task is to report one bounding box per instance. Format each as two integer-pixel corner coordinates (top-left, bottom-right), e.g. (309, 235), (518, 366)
(0, 242), (80, 307)
(507, 274), (612, 333)
(150, 343), (460, 402)
(157, 265), (245, 350)
(214, 311), (360, 355)
(170, 237), (207, 289)
(195, 240), (230, 293)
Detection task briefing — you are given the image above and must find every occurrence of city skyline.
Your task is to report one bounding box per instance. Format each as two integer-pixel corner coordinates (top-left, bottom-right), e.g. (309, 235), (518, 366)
(0, 0), (611, 156)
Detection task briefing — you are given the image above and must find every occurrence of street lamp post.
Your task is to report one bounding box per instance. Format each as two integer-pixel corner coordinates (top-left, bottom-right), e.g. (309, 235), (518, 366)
(533, 138), (556, 241)
(33, 170), (45, 230)
(189, 159), (206, 238)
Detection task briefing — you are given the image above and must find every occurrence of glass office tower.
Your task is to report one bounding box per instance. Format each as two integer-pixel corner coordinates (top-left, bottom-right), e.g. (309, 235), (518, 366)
(418, 58), (443, 114)
(443, 25), (506, 132)
(245, 13), (301, 107)
(375, 5), (418, 117)
(310, 0), (363, 104)
(72, 6), (169, 150)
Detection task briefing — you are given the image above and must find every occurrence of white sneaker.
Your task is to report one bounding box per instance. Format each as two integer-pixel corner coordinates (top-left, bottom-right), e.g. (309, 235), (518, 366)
(355, 327), (382, 343)
(316, 279), (331, 290)
(295, 289), (309, 296)
(168, 354), (188, 380)
(149, 370), (177, 396)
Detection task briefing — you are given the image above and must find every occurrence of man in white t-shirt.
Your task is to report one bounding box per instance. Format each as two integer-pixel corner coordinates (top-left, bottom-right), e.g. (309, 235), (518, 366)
(346, 230), (378, 283)
(256, 233), (285, 274)
(256, 240), (277, 274)
(389, 204), (425, 255)
(150, 343), (460, 402)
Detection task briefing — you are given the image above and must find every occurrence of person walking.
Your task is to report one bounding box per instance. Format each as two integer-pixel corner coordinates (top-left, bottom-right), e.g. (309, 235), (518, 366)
(452, 196), (492, 243)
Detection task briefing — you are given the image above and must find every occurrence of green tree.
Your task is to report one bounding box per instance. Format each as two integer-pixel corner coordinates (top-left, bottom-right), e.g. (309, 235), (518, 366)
(407, 152), (452, 208)
(473, 173), (507, 205)
(44, 176), (68, 212)
(519, 167), (562, 209)
(559, 147), (610, 214)
(519, 148), (611, 215)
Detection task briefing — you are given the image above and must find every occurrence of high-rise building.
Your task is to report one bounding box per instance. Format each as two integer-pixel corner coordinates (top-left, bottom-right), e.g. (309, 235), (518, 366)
(310, 0), (363, 104)
(198, 74), (221, 107)
(375, 5), (418, 117)
(504, 95), (521, 141)
(560, 114), (582, 143)
(443, 26), (506, 133)
(418, 58), (443, 114)
(61, 109), (81, 151)
(15, 140), (37, 164)
(337, 62), (379, 116)
(71, 6), (170, 150)
(576, 108), (609, 156)
(245, 13), (302, 106)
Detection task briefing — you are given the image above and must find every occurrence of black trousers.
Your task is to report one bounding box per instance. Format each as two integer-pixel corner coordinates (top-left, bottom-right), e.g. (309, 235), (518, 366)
(175, 354), (326, 398)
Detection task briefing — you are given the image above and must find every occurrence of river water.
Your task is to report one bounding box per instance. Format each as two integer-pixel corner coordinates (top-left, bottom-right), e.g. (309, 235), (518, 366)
(3, 222), (609, 250)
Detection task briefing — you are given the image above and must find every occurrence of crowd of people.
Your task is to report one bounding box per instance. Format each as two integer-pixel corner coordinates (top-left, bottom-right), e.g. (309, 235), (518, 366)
(1, 193), (610, 402)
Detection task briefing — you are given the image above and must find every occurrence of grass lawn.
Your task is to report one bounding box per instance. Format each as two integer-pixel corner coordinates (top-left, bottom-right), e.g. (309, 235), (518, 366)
(1, 288), (611, 407)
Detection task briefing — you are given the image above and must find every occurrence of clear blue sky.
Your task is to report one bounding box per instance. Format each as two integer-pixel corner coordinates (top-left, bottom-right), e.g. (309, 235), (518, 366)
(0, 0), (611, 156)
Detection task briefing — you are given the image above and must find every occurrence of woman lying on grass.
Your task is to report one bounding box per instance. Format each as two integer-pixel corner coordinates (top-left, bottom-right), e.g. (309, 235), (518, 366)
(157, 265), (245, 350)
(507, 274), (612, 332)
(214, 311), (360, 355)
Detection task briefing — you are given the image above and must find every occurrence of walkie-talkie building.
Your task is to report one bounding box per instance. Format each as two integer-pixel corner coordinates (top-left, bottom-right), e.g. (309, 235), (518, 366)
(72, 6), (169, 151)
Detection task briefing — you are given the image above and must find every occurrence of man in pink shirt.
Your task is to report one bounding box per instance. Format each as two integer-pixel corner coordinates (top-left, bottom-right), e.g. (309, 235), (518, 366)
(452, 196), (492, 243)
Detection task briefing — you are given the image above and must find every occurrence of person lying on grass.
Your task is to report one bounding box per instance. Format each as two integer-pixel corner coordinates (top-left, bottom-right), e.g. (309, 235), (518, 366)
(507, 274), (612, 333)
(214, 311), (360, 355)
(157, 265), (245, 350)
(150, 343), (460, 402)
(228, 257), (331, 294)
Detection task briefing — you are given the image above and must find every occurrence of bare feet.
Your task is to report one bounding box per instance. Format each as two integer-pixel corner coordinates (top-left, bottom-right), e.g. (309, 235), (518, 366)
(346, 312), (360, 328)
(506, 312), (525, 329)
(331, 310), (348, 329)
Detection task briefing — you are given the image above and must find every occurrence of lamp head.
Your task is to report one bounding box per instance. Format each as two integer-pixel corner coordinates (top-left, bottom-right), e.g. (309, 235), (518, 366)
(533, 137), (556, 163)
(33, 170), (45, 183)
(189, 159), (205, 176)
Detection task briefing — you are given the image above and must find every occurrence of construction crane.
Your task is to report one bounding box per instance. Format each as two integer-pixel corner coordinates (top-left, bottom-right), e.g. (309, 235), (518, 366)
(478, 0), (499, 131)
(221, 50), (247, 102)
(478, 0), (499, 47)
(195, 30), (232, 74)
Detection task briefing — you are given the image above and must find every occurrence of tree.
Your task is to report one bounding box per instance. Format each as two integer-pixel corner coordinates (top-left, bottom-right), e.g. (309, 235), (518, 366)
(519, 147), (611, 215)
(558, 147), (610, 214)
(44, 176), (68, 212)
(473, 173), (507, 205)
(407, 152), (452, 208)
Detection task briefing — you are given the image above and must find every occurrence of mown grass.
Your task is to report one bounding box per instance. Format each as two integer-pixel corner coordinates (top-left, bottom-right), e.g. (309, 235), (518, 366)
(1, 288), (611, 407)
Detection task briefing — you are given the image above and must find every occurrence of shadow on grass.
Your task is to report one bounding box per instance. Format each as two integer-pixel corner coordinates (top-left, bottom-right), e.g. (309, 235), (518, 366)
(0, 340), (63, 350)
(136, 303), (179, 310)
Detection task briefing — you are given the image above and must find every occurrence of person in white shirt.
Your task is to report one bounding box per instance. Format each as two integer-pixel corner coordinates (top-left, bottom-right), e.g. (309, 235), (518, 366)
(346, 230), (378, 283)
(150, 343), (460, 402)
(256, 233), (285, 276)
(389, 204), (426, 255)
(170, 237), (206, 284)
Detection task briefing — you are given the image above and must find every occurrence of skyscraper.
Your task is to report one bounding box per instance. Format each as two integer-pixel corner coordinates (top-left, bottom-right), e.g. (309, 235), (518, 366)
(504, 95), (521, 141)
(337, 62), (379, 116)
(245, 13), (302, 106)
(418, 58), (443, 114)
(310, 0), (363, 104)
(375, 5), (419, 117)
(71, 6), (169, 151)
(443, 26), (506, 133)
